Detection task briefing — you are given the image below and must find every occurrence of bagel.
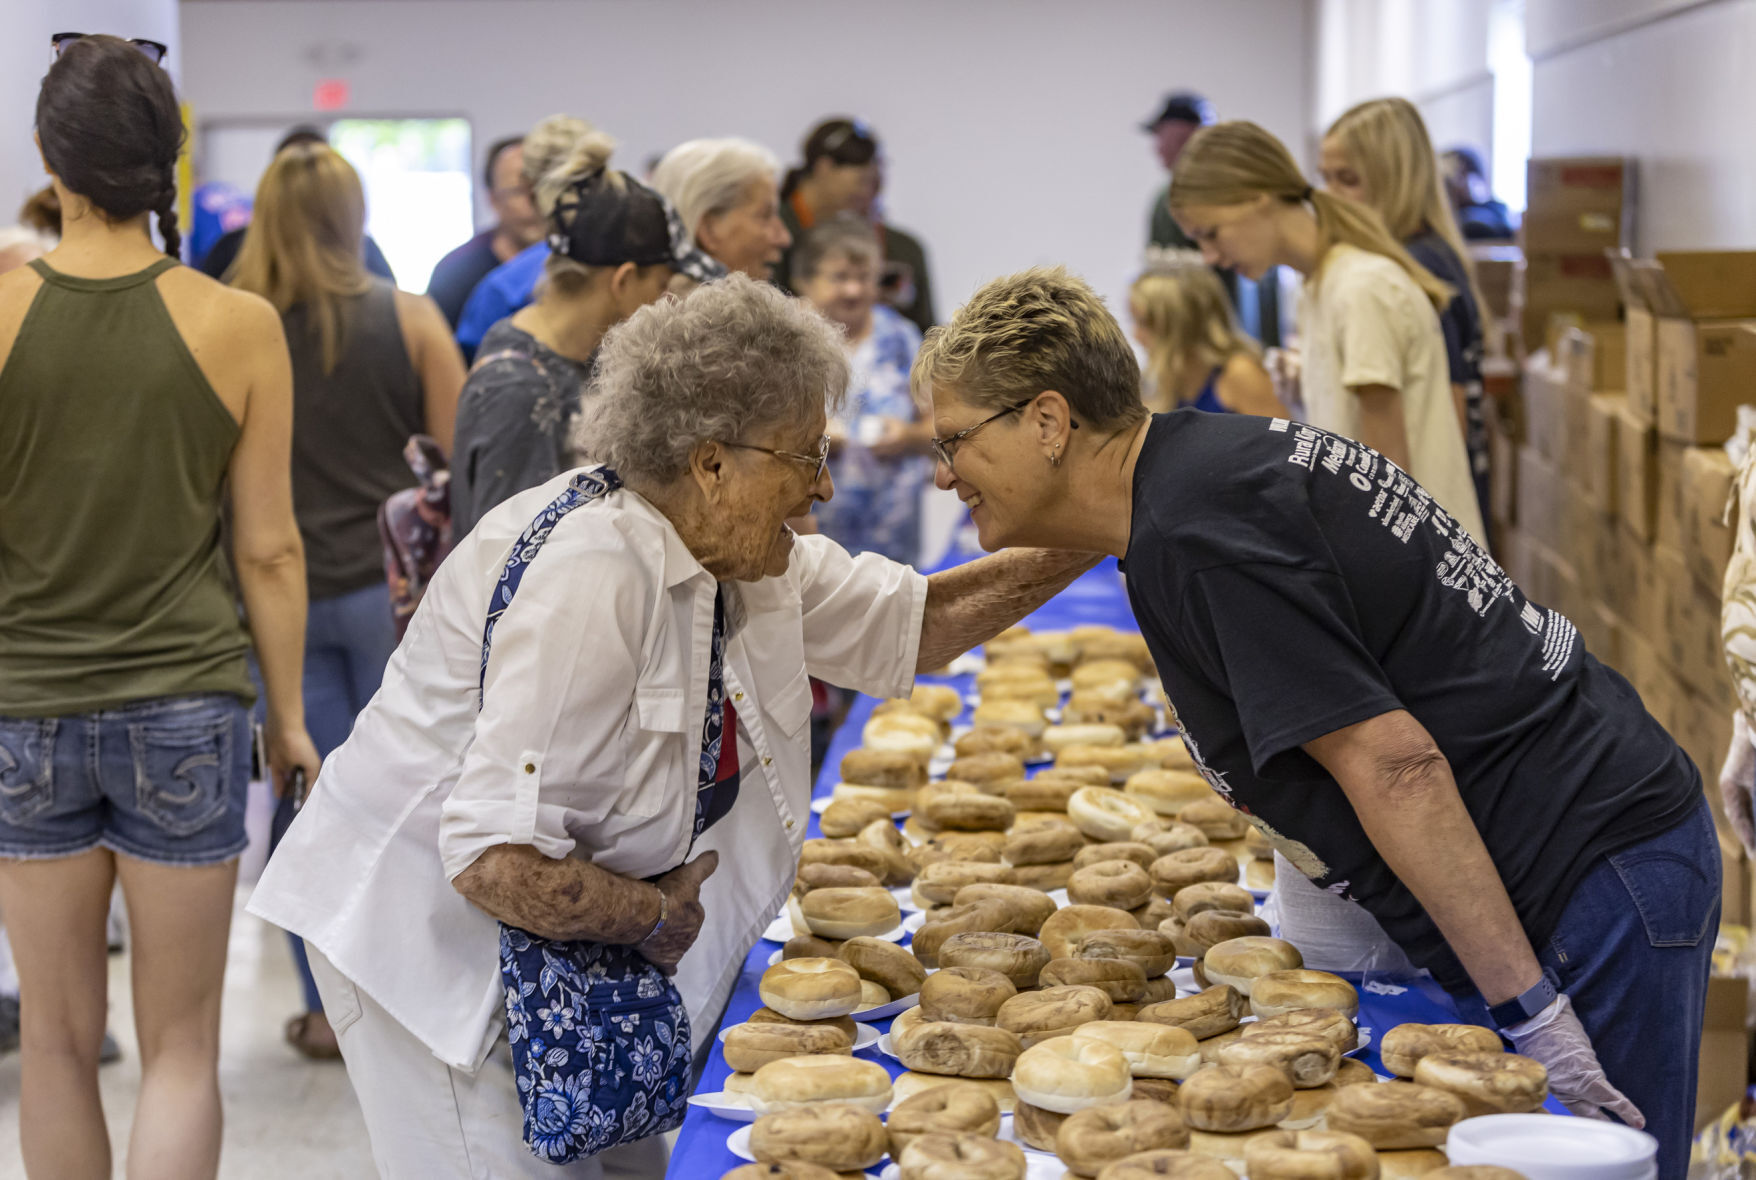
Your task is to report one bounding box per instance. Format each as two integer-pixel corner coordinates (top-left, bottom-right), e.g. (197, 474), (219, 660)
(1149, 848), (1238, 897)
(1077, 928), (1177, 978)
(995, 984), (1113, 1046)
(830, 781), (917, 814)
(1063, 695), (1157, 739)
(896, 1132), (1025, 1180)
(1093, 1151), (1239, 1180)
(1176, 1063), (1293, 1132)
(952, 884), (1058, 936)
(1176, 797), (1247, 841)
(1138, 824), (1211, 856)
(799, 839), (892, 879)
(748, 1055), (894, 1116)
(872, 697), (948, 735)
(1249, 970), (1358, 1020)
(858, 979), (891, 1008)
(970, 700), (1049, 738)
(1070, 658), (1142, 691)
(1067, 788), (1159, 841)
(938, 932), (1051, 989)
(1073, 841), (1159, 871)
(919, 966), (1016, 1025)
(1137, 985), (1246, 1040)
(995, 776), (1078, 813)
(893, 1019), (1023, 1079)
(723, 1021), (854, 1072)
(892, 1071), (1017, 1113)
(953, 726), (1037, 760)
(759, 958), (865, 1021)
(1057, 1099), (1191, 1177)
(863, 713), (941, 761)
(1035, 764), (1118, 788)
(1326, 1080), (1467, 1150)
(1039, 905), (1140, 960)
(981, 678), (1060, 710)
(1242, 1129), (1377, 1180)
(1134, 897), (1180, 934)
(1012, 1035), (1133, 1113)
(1044, 724), (1128, 754)
(720, 1162), (839, 1180)
(800, 887), (901, 940)
(854, 818), (917, 884)
(910, 832), (1006, 871)
(784, 934), (845, 961)
(1412, 1050), (1549, 1116)
(1140, 975), (1179, 1005)
(911, 900), (1017, 967)
(1040, 956), (1148, 1002)
(840, 747), (929, 791)
(1244, 825), (1274, 861)
(946, 753), (1028, 784)
(1379, 1023), (1505, 1078)
(818, 797), (894, 838)
(1011, 1100), (1069, 1153)
(1072, 1020), (1201, 1080)
(1061, 747), (1163, 785)
(750, 1102), (889, 1170)
(1171, 882), (1255, 921)
(1217, 1031), (1339, 1089)
(1244, 1009), (1359, 1055)
(1177, 910), (1269, 957)
(1123, 769), (1216, 816)
(1011, 860), (1077, 890)
(1201, 938), (1303, 996)
(1003, 822), (1086, 867)
(1422, 1170), (1529, 1180)
(923, 791), (1016, 832)
(917, 861), (1020, 905)
(909, 683), (964, 723)
(794, 863), (883, 895)
(744, 1007), (858, 1041)
(1068, 860), (1154, 909)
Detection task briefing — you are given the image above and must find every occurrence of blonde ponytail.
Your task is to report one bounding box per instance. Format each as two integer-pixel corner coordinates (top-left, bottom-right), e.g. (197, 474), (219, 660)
(535, 130), (620, 215)
(1170, 120), (1452, 311)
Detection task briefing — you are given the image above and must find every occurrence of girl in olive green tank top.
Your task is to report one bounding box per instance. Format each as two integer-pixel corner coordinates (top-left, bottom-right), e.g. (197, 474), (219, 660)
(0, 257), (253, 715)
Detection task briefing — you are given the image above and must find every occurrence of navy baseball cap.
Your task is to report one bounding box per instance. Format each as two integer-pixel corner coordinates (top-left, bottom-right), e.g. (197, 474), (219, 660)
(547, 169), (724, 283)
(1141, 91), (1216, 131)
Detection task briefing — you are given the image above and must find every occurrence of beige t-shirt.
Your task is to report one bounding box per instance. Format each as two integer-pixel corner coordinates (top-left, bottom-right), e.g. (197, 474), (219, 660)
(1298, 243), (1487, 544)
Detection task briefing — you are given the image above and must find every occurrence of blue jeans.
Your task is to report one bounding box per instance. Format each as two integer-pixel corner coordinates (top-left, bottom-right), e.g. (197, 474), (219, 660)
(1452, 797), (1720, 1180)
(271, 582), (398, 1013)
(0, 694), (251, 864)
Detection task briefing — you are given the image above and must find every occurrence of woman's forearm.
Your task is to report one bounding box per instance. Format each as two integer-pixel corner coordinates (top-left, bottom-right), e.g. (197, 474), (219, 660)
(917, 549), (1102, 672)
(453, 842), (662, 943)
(235, 544), (309, 735)
(1352, 383), (1412, 472)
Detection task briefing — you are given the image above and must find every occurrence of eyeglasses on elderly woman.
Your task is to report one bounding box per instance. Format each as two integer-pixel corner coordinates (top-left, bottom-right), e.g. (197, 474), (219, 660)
(722, 435), (832, 482)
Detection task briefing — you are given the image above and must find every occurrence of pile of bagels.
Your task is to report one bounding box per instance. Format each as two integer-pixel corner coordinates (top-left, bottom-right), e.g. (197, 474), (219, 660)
(721, 626), (1546, 1180)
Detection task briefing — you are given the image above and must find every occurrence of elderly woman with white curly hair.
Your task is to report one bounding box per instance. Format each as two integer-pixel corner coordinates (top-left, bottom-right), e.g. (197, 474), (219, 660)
(250, 273), (1093, 1179)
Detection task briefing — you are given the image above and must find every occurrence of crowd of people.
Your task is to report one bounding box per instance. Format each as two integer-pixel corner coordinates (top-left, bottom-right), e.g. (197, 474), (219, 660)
(0, 30), (1715, 1180)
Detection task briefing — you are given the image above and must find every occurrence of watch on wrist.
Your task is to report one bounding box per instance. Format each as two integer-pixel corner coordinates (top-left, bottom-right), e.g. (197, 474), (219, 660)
(1488, 966), (1560, 1030)
(639, 885), (668, 943)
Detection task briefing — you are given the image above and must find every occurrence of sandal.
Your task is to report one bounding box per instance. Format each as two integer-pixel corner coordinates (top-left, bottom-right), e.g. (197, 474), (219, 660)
(283, 1012), (342, 1060)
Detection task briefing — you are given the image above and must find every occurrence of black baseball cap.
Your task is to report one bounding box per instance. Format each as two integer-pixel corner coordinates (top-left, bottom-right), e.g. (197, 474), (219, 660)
(547, 169), (724, 283)
(1141, 91), (1216, 131)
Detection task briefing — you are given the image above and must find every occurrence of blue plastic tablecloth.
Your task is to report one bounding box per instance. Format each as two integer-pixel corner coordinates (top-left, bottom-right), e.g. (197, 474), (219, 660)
(665, 554), (1554, 1177)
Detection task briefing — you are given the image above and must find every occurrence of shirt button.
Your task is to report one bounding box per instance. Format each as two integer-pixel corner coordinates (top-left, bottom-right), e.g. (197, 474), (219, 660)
(734, 691), (745, 703)
(522, 763), (536, 774)
(785, 819), (795, 830)
(762, 755), (773, 767)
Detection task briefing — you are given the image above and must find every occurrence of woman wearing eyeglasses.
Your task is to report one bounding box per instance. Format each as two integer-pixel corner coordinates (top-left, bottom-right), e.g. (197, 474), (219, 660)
(249, 273), (1093, 1177)
(0, 35), (320, 1178)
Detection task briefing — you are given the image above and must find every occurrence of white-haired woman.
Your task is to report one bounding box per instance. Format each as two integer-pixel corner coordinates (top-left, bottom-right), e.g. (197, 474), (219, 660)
(250, 273), (1092, 1178)
(651, 137), (792, 281)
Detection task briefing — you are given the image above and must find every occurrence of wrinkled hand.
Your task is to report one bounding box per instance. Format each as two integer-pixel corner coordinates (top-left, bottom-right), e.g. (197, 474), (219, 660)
(638, 851), (719, 976)
(1720, 712), (1756, 854)
(266, 723), (322, 801)
(1504, 993), (1644, 1126)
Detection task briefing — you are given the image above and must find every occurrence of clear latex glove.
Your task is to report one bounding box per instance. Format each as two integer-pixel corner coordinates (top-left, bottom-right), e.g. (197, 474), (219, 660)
(1720, 711), (1756, 854)
(1503, 993), (1644, 1126)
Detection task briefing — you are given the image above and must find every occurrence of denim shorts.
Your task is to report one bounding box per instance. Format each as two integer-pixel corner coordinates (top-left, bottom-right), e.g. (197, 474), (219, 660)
(0, 694), (251, 866)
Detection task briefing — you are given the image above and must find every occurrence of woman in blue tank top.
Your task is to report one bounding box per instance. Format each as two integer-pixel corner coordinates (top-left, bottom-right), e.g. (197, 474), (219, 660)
(1130, 260), (1286, 417)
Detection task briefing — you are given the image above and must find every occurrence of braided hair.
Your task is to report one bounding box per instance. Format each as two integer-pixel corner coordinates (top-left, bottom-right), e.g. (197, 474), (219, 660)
(36, 35), (186, 260)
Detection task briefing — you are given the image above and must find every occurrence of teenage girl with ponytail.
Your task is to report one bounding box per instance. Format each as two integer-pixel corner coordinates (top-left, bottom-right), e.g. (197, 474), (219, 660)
(0, 35), (319, 1178)
(1169, 120), (1486, 545)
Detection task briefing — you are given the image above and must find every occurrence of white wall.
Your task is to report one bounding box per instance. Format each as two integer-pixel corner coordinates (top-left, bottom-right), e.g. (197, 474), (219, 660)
(1527, 0), (1756, 252)
(0, 0), (181, 224)
(176, 0), (1312, 319)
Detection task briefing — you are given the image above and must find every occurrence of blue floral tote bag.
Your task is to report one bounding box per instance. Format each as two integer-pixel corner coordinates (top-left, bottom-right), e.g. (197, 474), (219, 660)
(479, 468), (701, 1164)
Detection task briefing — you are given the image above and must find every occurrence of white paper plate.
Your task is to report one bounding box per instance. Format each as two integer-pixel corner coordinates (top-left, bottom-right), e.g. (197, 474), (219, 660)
(892, 884), (921, 913)
(762, 915), (907, 944)
(854, 993), (920, 1022)
(727, 1124), (758, 1163)
(1347, 1026), (1373, 1057)
(1046, 888), (1069, 907)
(876, 1030), (900, 1062)
(716, 1021), (881, 1053)
(686, 1090), (756, 1123)
(1169, 965), (1200, 993)
(901, 910), (927, 935)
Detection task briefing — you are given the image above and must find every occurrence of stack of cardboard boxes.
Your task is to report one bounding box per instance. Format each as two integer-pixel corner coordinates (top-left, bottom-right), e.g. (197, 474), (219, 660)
(1517, 157), (1635, 355)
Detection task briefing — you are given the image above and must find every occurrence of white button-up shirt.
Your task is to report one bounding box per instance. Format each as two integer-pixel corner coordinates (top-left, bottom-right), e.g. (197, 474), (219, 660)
(248, 471), (925, 1070)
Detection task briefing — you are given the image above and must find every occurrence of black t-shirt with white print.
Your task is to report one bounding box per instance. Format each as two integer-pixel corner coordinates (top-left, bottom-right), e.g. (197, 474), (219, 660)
(1121, 410), (1698, 993)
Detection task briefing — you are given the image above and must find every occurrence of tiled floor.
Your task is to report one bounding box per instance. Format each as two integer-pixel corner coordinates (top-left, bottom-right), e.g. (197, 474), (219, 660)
(0, 783), (375, 1178)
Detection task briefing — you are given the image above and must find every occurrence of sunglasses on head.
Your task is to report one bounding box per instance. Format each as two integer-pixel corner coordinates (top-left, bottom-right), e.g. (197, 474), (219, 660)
(52, 32), (169, 65)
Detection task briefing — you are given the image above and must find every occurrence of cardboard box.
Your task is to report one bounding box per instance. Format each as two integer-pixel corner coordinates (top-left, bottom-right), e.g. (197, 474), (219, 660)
(1685, 446), (1737, 594)
(1658, 440), (1691, 551)
(1698, 972), (1750, 1132)
(1516, 447), (1562, 552)
(1521, 354), (1566, 465)
(1656, 318), (1756, 445)
(1653, 250), (1756, 320)
(1616, 402), (1659, 540)
(1557, 322), (1627, 393)
(1626, 305), (1656, 422)
(1469, 244), (1521, 321)
(1522, 157), (1635, 255)
(1581, 394), (1622, 514)
(1598, 525), (1648, 623)
(1520, 256), (1623, 354)
(1560, 381), (1593, 483)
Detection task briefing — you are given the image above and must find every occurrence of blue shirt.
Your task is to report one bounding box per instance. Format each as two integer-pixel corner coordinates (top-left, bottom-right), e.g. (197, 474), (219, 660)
(455, 242), (548, 361)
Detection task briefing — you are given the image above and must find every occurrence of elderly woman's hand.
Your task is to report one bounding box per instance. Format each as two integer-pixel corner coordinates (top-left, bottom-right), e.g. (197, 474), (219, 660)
(637, 851), (720, 975)
(1721, 712), (1756, 855)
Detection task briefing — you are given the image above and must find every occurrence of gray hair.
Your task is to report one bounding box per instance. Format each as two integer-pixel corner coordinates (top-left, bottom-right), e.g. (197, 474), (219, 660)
(573, 273), (849, 483)
(649, 137), (781, 240)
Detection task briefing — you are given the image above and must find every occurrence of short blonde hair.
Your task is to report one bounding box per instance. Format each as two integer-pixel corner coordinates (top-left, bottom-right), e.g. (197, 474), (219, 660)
(1130, 262), (1259, 413)
(913, 266), (1145, 430)
(649, 138), (780, 241)
(1169, 120), (1452, 311)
